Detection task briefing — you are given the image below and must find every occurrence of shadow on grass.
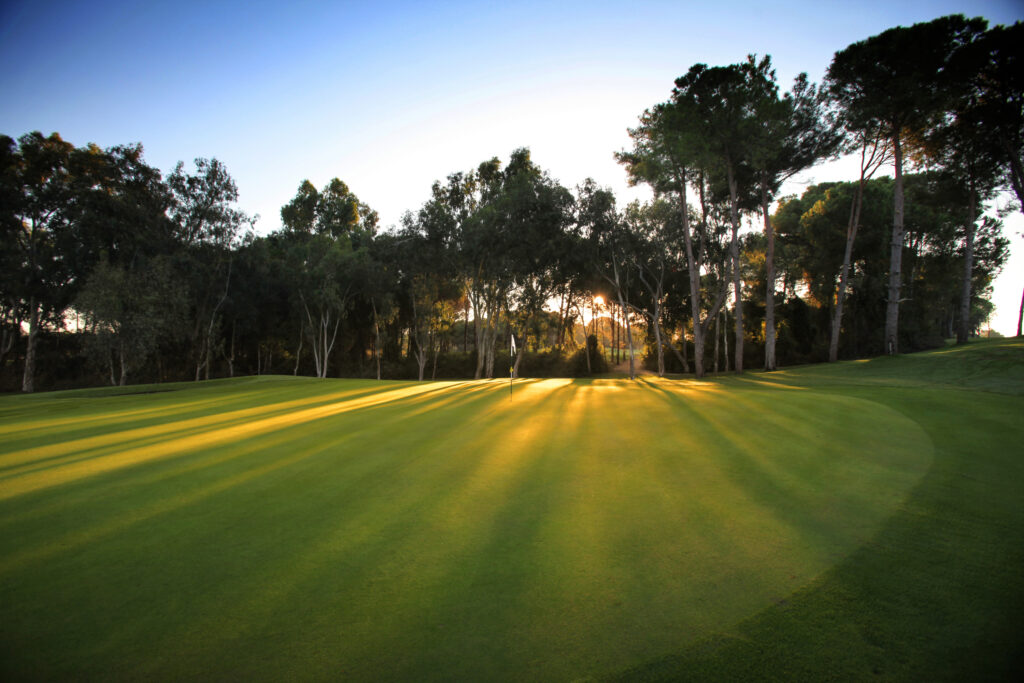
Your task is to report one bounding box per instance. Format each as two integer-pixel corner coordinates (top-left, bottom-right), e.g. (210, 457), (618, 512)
(2, 372), (1014, 680)
(0, 380), (513, 575)
(607, 385), (1024, 682)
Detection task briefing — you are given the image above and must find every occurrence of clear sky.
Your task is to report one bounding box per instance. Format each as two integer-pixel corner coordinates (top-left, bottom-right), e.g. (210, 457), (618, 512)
(2, 0), (1023, 332)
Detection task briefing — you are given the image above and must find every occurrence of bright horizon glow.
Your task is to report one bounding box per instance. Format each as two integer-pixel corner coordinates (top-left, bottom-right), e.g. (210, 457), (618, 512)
(1, 0), (1022, 333)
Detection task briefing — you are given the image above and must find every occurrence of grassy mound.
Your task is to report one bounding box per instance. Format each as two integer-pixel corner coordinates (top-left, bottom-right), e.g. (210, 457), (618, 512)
(1, 339), (1021, 680)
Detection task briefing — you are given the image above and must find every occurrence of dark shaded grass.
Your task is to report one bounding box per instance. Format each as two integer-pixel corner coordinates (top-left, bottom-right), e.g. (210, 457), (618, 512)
(612, 339), (1024, 681)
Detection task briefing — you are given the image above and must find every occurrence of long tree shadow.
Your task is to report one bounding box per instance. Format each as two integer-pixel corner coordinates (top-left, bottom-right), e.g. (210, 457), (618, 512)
(637, 378), (932, 563)
(607, 386), (1024, 681)
(0, 380), (516, 577)
(109, 380), (573, 680)
(0, 376), (943, 681)
(0, 380), (492, 504)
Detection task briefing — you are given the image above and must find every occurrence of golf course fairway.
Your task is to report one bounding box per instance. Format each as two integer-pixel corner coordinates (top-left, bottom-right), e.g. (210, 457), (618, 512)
(1, 339), (1022, 680)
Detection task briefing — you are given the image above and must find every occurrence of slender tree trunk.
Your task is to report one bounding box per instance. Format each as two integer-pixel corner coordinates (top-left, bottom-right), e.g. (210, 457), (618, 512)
(485, 323), (496, 379)
(885, 132), (905, 355)
(323, 317), (340, 378)
(957, 182), (977, 345)
(713, 307), (720, 375)
(474, 321), (486, 379)
(830, 178), (866, 362)
(472, 309), (477, 355)
(119, 343), (127, 386)
(830, 136), (889, 361)
(555, 291), (566, 350)
(1003, 141), (1024, 217)
(432, 338), (440, 380)
(195, 337), (203, 381)
(723, 306), (731, 373)
(679, 321), (689, 374)
(416, 345), (427, 381)
(294, 328), (303, 375)
(652, 303), (665, 377)
(727, 163), (744, 373)
(411, 297), (427, 381)
(677, 167), (706, 378)
(1017, 286), (1023, 338)
(471, 293), (486, 379)
(761, 174), (776, 371)
(372, 299), (382, 380)
(670, 331), (688, 374)
(225, 322), (236, 377)
(303, 301), (321, 378)
(581, 301), (592, 374)
(21, 297), (38, 393)
(610, 304), (617, 364)
(0, 313), (16, 369)
(614, 287), (636, 380)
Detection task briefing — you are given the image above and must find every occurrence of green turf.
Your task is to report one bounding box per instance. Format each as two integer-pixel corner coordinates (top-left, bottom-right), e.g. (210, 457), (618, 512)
(1, 339), (1021, 680)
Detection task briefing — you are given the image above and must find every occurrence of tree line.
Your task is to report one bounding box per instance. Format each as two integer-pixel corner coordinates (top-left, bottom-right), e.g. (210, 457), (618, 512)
(1, 14), (1020, 391)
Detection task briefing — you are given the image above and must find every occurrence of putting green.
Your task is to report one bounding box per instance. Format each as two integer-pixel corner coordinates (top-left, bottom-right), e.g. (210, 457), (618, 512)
(0, 374), (931, 680)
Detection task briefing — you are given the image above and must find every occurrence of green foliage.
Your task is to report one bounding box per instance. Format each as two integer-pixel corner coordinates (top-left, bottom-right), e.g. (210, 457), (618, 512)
(570, 333), (609, 376)
(75, 256), (184, 385)
(827, 14), (988, 135)
(1, 16), (1019, 389)
(766, 173), (1008, 361)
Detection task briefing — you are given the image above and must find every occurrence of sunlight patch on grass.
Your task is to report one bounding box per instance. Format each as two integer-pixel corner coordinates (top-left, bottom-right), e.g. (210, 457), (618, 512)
(0, 381), (474, 501)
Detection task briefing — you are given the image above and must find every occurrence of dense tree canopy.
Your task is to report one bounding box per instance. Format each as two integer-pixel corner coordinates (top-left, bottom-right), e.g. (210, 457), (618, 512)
(0, 14), (1018, 391)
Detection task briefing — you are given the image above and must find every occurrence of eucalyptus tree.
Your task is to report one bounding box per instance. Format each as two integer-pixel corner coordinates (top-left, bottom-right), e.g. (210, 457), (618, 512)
(76, 256), (183, 385)
(671, 61), (764, 372)
(828, 14), (988, 354)
(168, 157), (250, 380)
(363, 232), (401, 380)
(447, 152), (562, 379)
(391, 215), (455, 381)
(68, 142), (186, 382)
(227, 233), (294, 377)
(280, 178), (375, 378)
(618, 104), (732, 378)
(418, 164), (500, 379)
(578, 178), (639, 378)
(2, 132), (77, 392)
(623, 199), (682, 377)
(500, 154), (574, 377)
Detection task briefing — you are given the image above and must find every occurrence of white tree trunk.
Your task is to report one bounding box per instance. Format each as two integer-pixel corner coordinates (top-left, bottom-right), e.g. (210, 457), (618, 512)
(21, 297), (38, 393)
(957, 183), (977, 345)
(885, 132), (905, 355)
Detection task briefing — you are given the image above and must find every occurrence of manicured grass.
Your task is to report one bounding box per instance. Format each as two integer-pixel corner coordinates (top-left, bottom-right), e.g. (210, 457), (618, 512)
(1, 339), (1021, 680)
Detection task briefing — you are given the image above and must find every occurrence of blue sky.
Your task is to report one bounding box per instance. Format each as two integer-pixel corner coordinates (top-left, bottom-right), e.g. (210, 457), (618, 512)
(2, 0), (1023, 331)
